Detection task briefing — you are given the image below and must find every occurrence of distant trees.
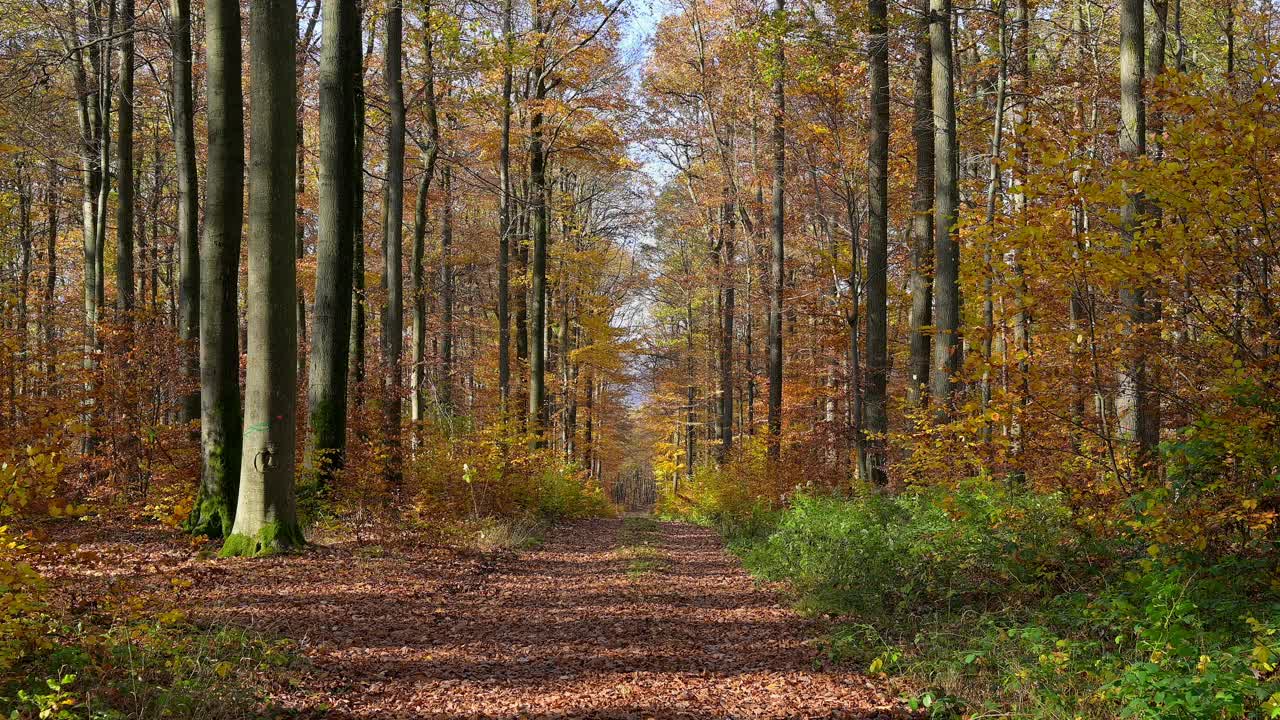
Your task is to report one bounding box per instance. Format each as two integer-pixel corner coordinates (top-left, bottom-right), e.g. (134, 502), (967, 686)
(4, 0), (1271, 536)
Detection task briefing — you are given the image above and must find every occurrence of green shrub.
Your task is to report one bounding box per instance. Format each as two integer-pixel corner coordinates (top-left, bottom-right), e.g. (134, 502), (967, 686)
(728, 479), (1280, 719)
(743, 482), (1078, 616)
(534, 466), (614, 522)
(1, 618), (296, 719)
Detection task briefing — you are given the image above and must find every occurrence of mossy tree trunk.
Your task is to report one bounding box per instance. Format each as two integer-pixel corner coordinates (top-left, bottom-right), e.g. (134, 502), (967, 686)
(224, 0), (303, 557)
(190, 0), (243, 538)
(306, 0), (360, 486)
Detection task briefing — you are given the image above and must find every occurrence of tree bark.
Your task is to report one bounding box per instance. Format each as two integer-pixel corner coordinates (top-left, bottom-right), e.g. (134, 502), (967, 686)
(307, 0), (359, 486)
(226, 0), (304, 556)
(115, 0), (135, 314)
(929, 0), (962, 412)
(350, 18), (374, 402)
(190, 0), (244, 538)
(1117, 0), (1158, 468)
(907, 0), (933, 411)
(44, 162), (58, 388)
(497, 0), (514, 409)
(863, 0), (889, 485)
(382, 0), (406, 483)
(171, 0), (200, 426)
(766, 0), (786, 459)
(410, 6), (439, 426)
(528, 27), (550, 443)
(440, 163), (455, 412)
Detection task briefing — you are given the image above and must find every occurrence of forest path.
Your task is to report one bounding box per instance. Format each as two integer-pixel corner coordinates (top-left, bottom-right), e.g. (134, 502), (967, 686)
(61, 518), (904, 718)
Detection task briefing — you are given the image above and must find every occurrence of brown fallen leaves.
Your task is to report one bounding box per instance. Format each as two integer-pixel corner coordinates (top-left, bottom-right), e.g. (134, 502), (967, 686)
(38, 518), (910, 719)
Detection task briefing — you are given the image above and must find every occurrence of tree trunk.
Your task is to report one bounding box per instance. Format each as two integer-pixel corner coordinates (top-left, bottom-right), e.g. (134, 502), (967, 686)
(907, 0), (933, 410)
(44, 162), (58, 388)
(440, 163), (454, 412)
(863, 0), (889, 486)
(410, 8), (439, 426)
(295, 0), (322, 375)
(497, 0), (514, 409)
(766, 0), (785, 459)
(1117, 0), (1157, 469)
(190, 0), (243, 539)
(981, 0), (1009, 446)
(382, 0), (406, 483)
(115, 0), (135, 314)
(225, 0), (303, 556)
(95, 0), (114, 315)
(306, 0), (359, 486)
(528, 54), (549, 443)
(350, 20), (374, 402)
(171, 0), (200, 426)
(929, 0), (962, 412)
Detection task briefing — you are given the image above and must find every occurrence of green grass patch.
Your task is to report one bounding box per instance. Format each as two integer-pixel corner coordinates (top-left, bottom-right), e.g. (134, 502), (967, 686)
(619, 516), (667, 578)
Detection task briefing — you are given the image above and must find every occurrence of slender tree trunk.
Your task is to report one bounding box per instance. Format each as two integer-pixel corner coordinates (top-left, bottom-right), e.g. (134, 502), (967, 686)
(907, 0), (934, 411)
(410, 8), (439, 425)
(440, 163), (454, 412)
(528, 59), (550, 443)
(350, 20), (373, 402)
(844, 185), (866, 480)
(225, 0), (303, 556)
(1117, 0), (1157, 469)
(190, 0), (243, 538)
(171, 0), (199, 426)
(863, 0), (889, 485)
(515, 182), (530, 378)
(307, 0), (359, 486)
(929, 0), (962, 412)
(17, 167), (32, 399)
(44, 162), (58, 389)
(981, 0), (1008, 446)
(497, 0), (514, 409)
(115, 0), (135, 314)
(71, 10), (102, 369)
(686, 301), (696, 477)
(382, 0), (406, 483)
(718, 195), (735, 459)
(295, 0), (321, 374)
(766, 0), (786, 459)
(1008, 0), (1030, 476)
(95, 0), (114, 314)
(411, 171), (429, 424)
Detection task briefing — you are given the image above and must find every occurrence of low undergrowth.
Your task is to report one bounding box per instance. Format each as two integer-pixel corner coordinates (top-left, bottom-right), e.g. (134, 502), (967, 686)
(1, 614), (296, 719)
(666, 472), (1280, 719)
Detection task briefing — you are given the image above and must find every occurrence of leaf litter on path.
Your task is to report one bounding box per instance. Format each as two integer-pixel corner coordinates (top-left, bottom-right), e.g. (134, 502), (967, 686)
(40, 518), (910, 719)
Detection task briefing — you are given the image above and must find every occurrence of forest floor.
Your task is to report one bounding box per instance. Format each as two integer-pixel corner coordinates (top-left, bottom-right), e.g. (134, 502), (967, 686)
(37, 517), (908, 719)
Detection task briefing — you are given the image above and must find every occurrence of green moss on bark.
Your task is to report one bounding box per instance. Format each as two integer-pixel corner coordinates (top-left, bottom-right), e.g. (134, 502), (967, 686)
(219, 522), (305, 558)
(187, 441), (240, 539)
(186, 494), (234, 539)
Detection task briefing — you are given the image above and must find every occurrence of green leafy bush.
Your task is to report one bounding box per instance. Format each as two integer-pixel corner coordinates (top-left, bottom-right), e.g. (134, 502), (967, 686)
(720, 480), (1280, 719)
(534, 466), (614, 522)
(743, 483), (1078, 616)
(1, 618), (296, 719)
